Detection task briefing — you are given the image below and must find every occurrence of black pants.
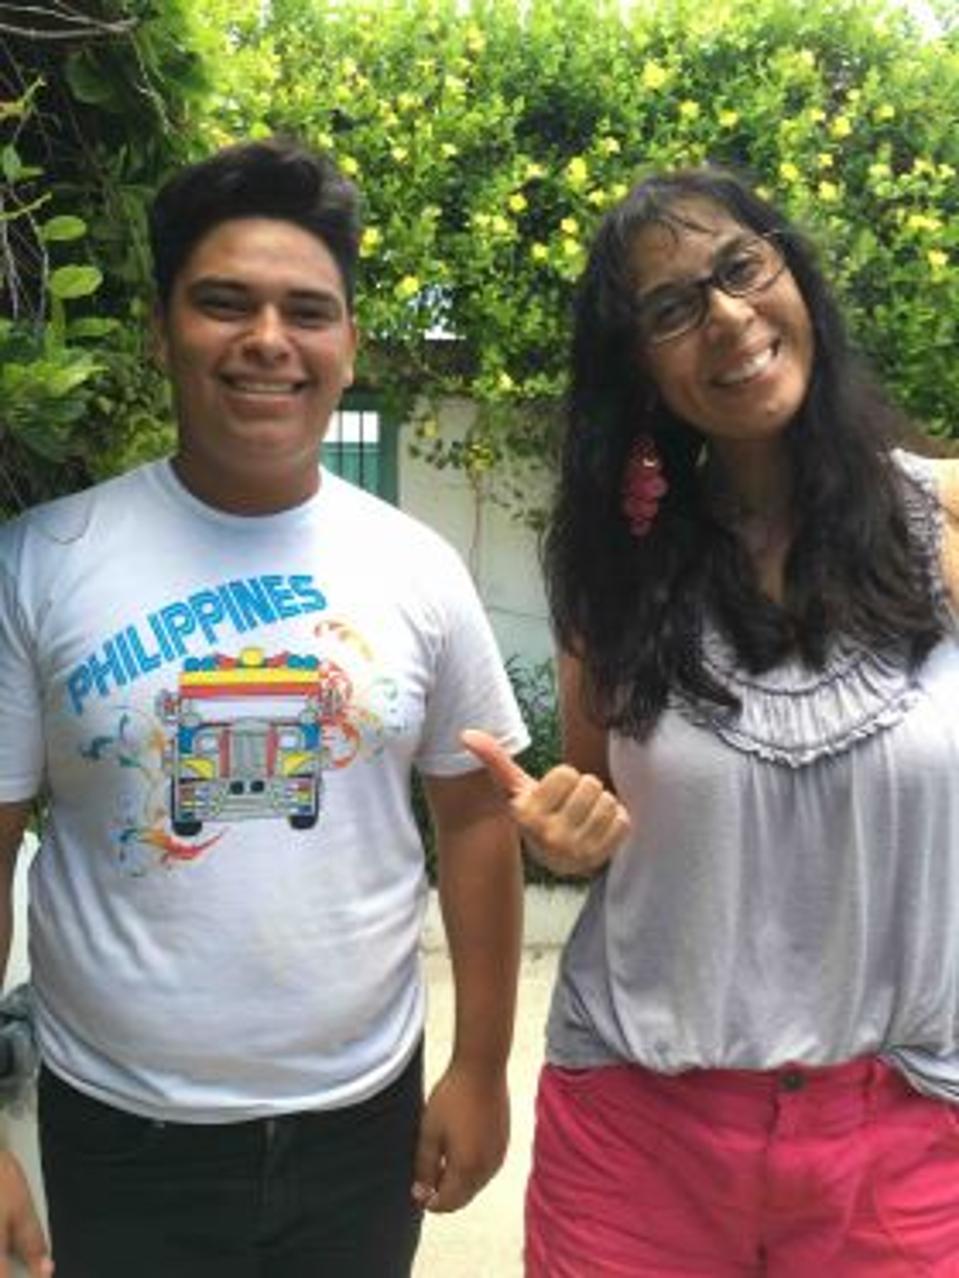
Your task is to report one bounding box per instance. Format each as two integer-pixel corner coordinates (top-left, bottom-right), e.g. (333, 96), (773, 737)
(38, 1048), (423, 1278)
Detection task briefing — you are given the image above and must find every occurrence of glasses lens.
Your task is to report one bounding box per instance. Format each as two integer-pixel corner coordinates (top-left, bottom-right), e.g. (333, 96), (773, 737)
(641, 288), (702, 342)
(718, 237), (783, 296)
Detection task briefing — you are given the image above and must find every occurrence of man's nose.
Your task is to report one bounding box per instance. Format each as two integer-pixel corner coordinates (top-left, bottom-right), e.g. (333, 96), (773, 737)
(242, 306), (290, 358)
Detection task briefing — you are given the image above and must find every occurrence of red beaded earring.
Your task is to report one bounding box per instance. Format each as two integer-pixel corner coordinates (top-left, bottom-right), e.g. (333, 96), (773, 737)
(622, 435), (668, 537)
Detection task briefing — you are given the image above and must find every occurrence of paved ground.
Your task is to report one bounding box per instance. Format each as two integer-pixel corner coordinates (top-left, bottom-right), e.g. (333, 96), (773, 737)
(414, 946), (560, 1278)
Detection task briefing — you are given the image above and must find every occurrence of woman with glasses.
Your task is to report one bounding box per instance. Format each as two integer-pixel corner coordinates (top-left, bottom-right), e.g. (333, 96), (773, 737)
(469, 167), (959, 1274)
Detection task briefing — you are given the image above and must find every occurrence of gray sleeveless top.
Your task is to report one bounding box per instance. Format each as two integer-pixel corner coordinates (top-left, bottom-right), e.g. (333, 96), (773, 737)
(547, 451), (959, 1101)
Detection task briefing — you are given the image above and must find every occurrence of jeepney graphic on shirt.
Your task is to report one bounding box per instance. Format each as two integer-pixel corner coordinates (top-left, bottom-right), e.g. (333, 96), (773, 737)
(77, 619), (404, 874)
(155, 647), (329, 837)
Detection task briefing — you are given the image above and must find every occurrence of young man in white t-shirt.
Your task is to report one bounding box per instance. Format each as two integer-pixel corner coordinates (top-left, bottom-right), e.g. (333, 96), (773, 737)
(0, 137), (528, 1277)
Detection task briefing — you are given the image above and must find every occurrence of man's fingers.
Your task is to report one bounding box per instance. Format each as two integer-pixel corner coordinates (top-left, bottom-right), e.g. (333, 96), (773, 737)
(460, 729), (532, 797)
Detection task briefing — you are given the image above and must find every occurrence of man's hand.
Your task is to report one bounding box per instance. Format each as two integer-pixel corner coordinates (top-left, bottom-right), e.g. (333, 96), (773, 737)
(0, 1150), (53, 1278)
(461, 729), (630, 877)
(411, 1062), (509, 1214)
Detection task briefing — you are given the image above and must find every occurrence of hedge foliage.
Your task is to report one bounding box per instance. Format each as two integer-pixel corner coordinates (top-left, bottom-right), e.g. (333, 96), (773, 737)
(196, 0), (958, 494)
(1, 0), (956, 518)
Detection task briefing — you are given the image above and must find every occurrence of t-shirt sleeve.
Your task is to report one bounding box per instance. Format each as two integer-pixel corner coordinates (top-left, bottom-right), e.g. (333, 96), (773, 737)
(0, 556), (45, 801)
(414, 544), (529, 776)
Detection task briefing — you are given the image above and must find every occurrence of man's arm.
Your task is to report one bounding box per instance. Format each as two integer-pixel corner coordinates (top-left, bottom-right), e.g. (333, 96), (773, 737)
(0, 801), (31, 989)
(0, 799), (53, 1278)
(412, 767), (523, 1213)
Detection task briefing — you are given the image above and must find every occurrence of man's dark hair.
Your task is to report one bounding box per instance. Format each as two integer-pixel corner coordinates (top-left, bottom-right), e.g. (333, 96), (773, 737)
(149, 137), (361, 308)
(544, 167), (942, 738)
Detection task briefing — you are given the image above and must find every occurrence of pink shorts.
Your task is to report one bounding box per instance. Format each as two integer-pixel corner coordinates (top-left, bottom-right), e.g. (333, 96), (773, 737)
(525, 1057), (959, 1276)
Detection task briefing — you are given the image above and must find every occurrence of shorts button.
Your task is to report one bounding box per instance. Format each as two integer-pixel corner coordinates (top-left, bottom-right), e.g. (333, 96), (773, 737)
(780, 1069), (805, 1091)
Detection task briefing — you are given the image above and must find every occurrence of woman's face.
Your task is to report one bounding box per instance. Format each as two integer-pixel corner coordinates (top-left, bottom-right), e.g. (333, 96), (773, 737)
(629, 198), (815, 450)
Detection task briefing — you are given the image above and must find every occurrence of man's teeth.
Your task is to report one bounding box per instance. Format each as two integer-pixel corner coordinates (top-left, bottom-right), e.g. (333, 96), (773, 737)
(229, 380), (299, 394)
(716, 346), (775, 386)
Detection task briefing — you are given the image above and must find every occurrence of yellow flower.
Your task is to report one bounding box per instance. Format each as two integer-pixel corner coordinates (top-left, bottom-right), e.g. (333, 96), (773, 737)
(598, 136), (621, 155)
(562, 237), (581, 257)
(508, 192), (528, 213)
(393, 276), (419, 300)
(610, 182), (628, 201)
(416, 418), (439, 440)
(524, 161), (546, 181)
(679, 100), (701, 120)
(913, 158), (935, 176)
(530, 243), (549, 262)
(397, 92), (418, 112)
(465, 24), (486, 53)
(818, 152), (834, 169)
(718, 109), (740, 128)
(869, 161), (892, 181)
(875, 103), (896, 122)
(441, 143), (459, 159)
(444, 75), (466, 96)
(587, 188), (608, 206)
(809, 107), (826, 123)
(491, 214), (511, 235)
(395, 275), (420, 300)
(360, 227), (381, 257)
(939, 164), (956, 180)
(390, 146), (409, 164)
(830, 115), (853, 139)
(641, 61), (669, 91)
(340, 155), (360, 176)
(560, 216), (579, 236)
(796, 48), (816, 69)
(779, 160), (801, 184)
(927, 249), (949, 271)
(381, 109), (399, 128)
(497, 371), (515, 392)
(907, 213), (943, 233)
(566, 156), (589, 187)
(818, 180), (840, 202)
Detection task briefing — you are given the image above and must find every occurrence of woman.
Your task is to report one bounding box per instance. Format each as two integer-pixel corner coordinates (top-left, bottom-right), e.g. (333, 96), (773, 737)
(480, 168), (959, 1275)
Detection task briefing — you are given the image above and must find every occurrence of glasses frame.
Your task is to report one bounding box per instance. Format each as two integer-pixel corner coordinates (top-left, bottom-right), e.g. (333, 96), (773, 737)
(633, 230), (790, 347)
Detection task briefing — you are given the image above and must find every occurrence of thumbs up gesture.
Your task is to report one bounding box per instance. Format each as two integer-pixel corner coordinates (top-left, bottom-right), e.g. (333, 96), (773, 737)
(461, 729), (630, 877)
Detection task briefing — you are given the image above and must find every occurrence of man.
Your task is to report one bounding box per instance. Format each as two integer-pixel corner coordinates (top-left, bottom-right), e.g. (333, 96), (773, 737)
(0, 138), (526, 1277)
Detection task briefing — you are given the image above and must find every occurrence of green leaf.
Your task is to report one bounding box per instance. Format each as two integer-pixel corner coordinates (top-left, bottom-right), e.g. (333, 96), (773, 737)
(49, 266), (104, 301)
(1, 145), (22, 184)
(65, 52), (118, 108)
(67, 317), (119, 339)
(41, 216), (88, 244)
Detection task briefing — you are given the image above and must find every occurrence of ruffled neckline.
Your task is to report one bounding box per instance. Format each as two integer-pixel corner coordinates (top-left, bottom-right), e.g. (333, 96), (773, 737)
(670, 451), (947, 769)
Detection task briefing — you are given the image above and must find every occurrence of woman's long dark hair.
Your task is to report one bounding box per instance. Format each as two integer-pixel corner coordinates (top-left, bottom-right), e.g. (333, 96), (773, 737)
(544, 168), (943, 737)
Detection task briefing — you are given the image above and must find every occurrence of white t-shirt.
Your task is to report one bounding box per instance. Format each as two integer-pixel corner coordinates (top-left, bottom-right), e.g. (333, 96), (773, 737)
(0, 461), (527, 1121)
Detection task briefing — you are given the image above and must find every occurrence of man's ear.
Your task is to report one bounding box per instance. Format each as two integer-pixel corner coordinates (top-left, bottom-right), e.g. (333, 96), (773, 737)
(150, 304), (169, 372)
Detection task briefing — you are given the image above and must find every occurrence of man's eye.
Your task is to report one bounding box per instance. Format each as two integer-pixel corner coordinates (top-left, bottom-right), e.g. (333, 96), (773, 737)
(288, 302), (341, 327)
(289, 307), (334, 327)
(199, 293), (247, 317)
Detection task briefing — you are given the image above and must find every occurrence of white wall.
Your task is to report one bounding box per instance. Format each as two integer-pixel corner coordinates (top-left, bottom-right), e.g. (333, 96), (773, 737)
(399, 398), (553, 667)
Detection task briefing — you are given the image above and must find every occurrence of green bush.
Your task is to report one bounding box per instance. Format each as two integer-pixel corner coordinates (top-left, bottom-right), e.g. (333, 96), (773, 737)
(416, 656), (565, 886)
(194, 0), (957, 506)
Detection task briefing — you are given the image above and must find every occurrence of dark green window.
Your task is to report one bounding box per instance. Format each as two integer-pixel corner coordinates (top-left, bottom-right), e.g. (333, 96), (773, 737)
(324, 394), (398, 503)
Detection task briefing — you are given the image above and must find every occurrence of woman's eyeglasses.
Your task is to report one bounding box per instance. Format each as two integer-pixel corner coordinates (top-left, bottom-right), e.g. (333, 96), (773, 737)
(633, 232), (789, 345)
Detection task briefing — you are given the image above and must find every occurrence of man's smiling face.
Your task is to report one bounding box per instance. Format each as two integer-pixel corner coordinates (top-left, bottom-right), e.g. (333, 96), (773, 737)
(155, 216), (357, 514)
